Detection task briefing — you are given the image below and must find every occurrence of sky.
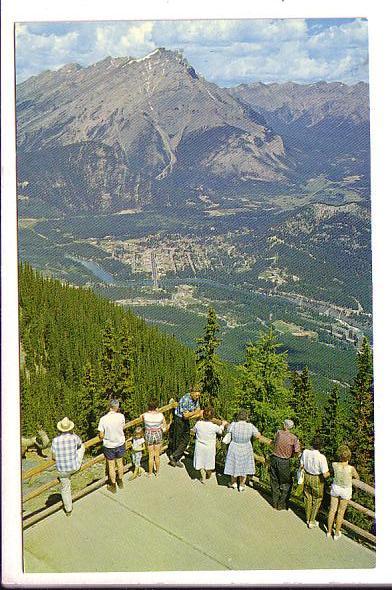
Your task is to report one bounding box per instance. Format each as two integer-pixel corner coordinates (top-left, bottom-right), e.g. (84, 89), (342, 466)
(15, 18), (369, 86)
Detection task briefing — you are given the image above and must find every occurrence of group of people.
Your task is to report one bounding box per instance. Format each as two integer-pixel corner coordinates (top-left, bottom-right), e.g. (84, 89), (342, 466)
(51, 387), (359, 540)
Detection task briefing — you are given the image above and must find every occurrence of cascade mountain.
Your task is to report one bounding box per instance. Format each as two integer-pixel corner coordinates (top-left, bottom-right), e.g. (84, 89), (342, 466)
(16, 48), (290, 213)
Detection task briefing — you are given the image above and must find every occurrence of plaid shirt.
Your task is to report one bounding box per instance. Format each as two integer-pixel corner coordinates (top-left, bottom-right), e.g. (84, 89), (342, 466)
(175, 393), (200, 418)
(52, 433), (82, 473)
(272, 429), (300, 459)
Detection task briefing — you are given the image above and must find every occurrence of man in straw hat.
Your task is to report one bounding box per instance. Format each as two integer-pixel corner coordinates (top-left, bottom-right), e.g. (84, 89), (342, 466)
(51, 416), (85, 516)
(269, 418), (301, 511)
(98, 398), (126, 493)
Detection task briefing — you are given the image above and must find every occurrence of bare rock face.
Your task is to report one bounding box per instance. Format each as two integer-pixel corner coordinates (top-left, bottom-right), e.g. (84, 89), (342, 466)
(16, 49), (291, 213)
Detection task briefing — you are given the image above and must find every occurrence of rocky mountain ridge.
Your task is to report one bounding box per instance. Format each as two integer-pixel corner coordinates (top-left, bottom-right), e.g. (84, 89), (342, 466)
(17, 49), (291, 213)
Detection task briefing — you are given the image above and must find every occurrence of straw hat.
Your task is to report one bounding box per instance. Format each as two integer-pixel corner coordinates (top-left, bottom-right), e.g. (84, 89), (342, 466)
(57, 416), (75, 432)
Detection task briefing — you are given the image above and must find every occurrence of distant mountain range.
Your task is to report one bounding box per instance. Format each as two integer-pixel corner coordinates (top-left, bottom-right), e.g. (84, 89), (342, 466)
(229, 81), (370, 189)
(16, 49), (370, 215)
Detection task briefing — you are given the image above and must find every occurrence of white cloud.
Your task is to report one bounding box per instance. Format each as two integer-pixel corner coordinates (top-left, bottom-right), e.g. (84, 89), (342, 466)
(15, 18), (368, 85)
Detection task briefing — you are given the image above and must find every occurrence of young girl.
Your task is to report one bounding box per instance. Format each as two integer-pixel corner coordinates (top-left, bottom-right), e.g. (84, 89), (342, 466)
(130, 426), (145, 479)
(327, 444), (359, 540)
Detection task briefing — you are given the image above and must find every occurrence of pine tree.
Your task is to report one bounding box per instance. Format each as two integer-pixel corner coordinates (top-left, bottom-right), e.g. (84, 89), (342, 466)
(117, 323), (138, 419)
(235, 328), (291, 438)
(78, 362), (101, 439)
(290, 367), (317, 446)
(320, 383), (344, 462)
(349, 337), (374, 483)
(100, 321), (119, 400)
(195, 307), (222, 406)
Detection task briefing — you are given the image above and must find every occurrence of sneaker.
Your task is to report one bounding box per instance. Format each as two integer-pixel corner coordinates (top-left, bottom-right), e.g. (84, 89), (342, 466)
(308, 521), (319, 529)
(175, 460), (185, 468)
(238, 486), (246, 492)
(334, 532), (342, 541)
(107, 483), (116, 494)
(65, 510), (72, 517)
(228, 483), (237, 489)
(169, 456), (177, 467)
(117, 479), (124, 489)
(326, 532), (332, 539)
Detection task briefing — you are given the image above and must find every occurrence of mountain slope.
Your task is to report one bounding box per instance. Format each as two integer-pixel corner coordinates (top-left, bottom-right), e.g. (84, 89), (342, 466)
(16, 49), (290, 213)
(229, 81), (370, 194)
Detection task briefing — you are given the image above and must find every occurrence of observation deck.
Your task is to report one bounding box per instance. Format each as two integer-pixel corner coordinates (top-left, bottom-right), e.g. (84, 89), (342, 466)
(23, 455), (375, 573)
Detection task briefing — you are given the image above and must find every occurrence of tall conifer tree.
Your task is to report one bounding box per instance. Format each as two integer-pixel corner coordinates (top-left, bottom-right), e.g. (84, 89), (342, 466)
(235, 328), (291, 437)
(100, 321), (119, 400)
(350, 337), (374, 483)
(196, 307), (222, 406)
(79, 362), (101, 439)
(290, 366), (317, 446)
(118, 323), (138, 418)
(320, 384), (344, 462)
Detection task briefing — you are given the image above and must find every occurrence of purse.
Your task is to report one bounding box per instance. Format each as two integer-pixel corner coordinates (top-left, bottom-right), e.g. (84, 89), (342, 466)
(222, 431), (232, 444)
(297, 466), (305, 485)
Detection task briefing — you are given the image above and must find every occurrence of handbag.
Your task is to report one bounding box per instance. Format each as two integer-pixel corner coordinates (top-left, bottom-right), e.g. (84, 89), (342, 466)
(222, 431), (232, 444)
(297, 466), (305, 485)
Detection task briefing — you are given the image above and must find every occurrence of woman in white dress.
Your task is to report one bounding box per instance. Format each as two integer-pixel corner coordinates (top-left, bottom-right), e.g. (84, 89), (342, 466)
(192, 407), (227, 483)
(224, 409), (267, 492)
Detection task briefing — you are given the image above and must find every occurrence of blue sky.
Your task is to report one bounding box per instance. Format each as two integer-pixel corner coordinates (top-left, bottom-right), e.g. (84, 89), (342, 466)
(15, 18), (368, 86)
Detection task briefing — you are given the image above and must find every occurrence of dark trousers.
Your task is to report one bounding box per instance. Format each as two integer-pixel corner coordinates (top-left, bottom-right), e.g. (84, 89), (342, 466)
(170, 414), (190, 461)
(270, 455), (292, 509)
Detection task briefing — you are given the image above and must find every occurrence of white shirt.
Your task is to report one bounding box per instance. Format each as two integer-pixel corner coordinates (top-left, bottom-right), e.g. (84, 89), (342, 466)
(300, 449), (329, 475)
(98, 411), (125, 448)
(193, 420), (224, 446)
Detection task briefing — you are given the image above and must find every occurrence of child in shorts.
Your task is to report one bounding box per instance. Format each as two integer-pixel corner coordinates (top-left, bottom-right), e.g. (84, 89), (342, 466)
(130, 426), (145, 479)
(327, 444), (359, 540)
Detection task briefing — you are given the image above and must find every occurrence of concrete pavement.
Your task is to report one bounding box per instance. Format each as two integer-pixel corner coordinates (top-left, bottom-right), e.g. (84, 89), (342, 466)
(23, 456), (375, 572)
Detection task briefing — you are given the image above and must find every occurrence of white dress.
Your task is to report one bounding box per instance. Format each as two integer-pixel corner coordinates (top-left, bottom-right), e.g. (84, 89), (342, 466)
(193, 420), (224, 470)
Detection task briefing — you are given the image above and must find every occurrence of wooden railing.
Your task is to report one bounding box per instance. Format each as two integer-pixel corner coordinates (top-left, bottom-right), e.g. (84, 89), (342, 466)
(22, 406), (376, 546)
(22, 401), (177, 528)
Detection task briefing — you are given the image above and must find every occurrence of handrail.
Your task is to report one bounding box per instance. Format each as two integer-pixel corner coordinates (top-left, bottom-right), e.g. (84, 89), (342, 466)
(22, 401), (177, 481)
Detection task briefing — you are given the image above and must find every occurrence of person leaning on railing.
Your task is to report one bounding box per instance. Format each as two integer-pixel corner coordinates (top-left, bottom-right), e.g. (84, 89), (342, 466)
(51, 416), (85, 517)
(299, 435), (330, 529)
(169, 386), (203, 468)
(224, 409), (267, 492)
(141, 399), (168, 478)
(98, 398), (126, 493)
(269, 419), (301, 510)
(327, 444), (359, 540)
(192, 407), (228, 484)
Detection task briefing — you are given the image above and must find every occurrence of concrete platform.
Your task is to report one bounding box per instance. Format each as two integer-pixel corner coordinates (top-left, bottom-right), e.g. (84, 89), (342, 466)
(23, 456), (375, 573)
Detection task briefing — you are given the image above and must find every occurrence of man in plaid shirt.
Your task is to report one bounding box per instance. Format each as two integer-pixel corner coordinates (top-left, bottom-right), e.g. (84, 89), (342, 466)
(52, 416), (85, 516)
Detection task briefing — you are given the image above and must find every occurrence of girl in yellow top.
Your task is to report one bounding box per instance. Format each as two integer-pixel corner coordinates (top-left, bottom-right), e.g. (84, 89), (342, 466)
(327, 444), (359, 540)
